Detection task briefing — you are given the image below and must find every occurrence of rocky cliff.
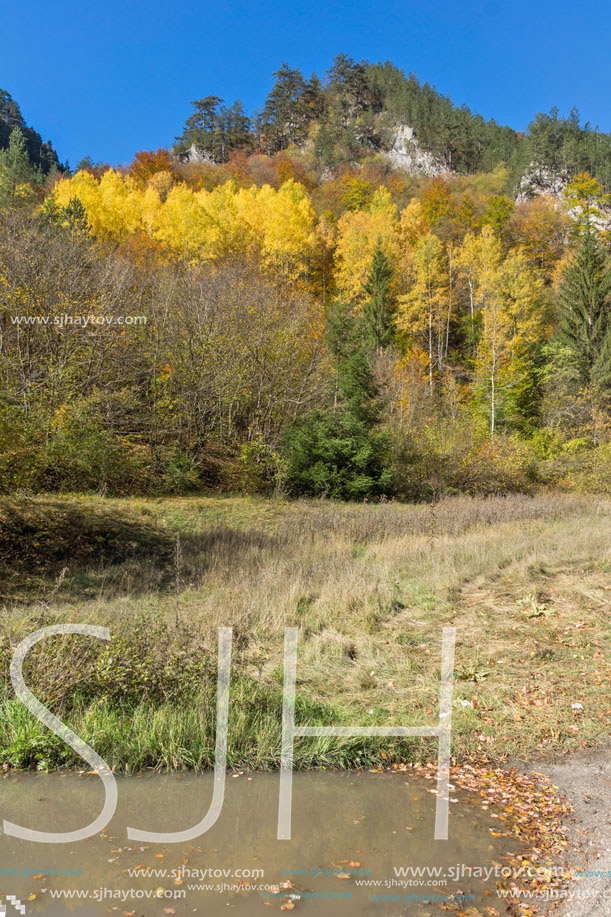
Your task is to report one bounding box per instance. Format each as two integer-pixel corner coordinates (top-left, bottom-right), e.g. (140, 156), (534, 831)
(383, 124), (449, 177)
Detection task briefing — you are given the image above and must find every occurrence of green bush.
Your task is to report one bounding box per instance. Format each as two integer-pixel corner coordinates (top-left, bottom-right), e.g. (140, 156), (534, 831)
(161, 452), (202, 494)
(238, 436), (289, 495)
(0, 407), (45, 493)
(43, 400), (146, 494)
(284, 410), (394, 500)
(541, 440), (611, 493)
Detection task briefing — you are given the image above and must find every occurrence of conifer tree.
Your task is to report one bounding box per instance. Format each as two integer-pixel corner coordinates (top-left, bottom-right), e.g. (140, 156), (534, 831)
(559, 224), (611, 388)
(0, 128), (38, 207)
(175, 97), (251, 161)
(283, 302), (393, 499)
(362, 238), (396, 350)
(260, 64), (308, 151)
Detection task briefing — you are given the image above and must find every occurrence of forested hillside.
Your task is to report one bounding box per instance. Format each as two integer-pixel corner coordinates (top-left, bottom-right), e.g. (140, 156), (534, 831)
(174, 55), (611, 188)
(0, 89), (60, 174)
(1, 58), (611, 500)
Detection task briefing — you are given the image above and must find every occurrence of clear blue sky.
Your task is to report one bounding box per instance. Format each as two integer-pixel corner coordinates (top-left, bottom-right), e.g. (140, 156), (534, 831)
(3, 0), (610, 166)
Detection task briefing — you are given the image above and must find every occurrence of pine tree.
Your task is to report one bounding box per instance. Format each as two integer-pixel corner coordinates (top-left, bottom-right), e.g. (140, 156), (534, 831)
(327, 300), (382, 424)
(314, 123), (334, 168)
(591, 327), (611, 397)
(260, 64), (308, 152)
(283, 302), (393, 499)
(303, 73), (326, 121)
(326, 54), (376, 117)
(175, 96), (252, 161)
(186, 96), (223, 137)
(176, 96), (223, 156)
(225, 100), (251, 152)
(559, 224), (611, 388)
(362, 238), (396, 350)
(0, 90), (25, 129)
(0, 128), (38, 206)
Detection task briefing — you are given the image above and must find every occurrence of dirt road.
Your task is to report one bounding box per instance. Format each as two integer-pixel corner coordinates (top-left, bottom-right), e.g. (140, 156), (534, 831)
(526, 748), (610, 916)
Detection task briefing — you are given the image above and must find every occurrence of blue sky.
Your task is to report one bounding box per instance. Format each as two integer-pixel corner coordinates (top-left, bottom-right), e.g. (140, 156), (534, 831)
(3, 0), (610, 166)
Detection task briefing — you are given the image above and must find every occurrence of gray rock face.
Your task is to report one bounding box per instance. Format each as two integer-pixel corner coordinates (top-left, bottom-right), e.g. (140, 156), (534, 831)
(384, 124), (448, 177)
(517, 163), (611, 232)
(176, 143), (216, 165)
(516, 165), (569, 203)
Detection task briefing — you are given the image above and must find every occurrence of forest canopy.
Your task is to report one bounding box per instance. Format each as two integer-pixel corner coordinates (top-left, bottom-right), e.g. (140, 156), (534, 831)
(1, 58), (611, 500)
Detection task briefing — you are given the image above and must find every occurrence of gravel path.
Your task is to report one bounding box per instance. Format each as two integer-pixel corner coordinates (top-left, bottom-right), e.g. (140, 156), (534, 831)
(525, 748), (611, 917)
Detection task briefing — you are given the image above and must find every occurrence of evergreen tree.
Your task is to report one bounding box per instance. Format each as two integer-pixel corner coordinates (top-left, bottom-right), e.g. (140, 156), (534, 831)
(175, 96), (252, 161)
(225, 100), (252, 152)
(283, 302), (393, 499)
(172, 60), (611, 183)
(187, 96), (223, 136)
(0, 128), (39, 207)
(260, 64), (308, 152)
(327, 300), (382, 424)
(0, 89), (60, 173)
(559, 225), (611, 388)
(0, 89), (25, 130)
(591, 327), (611, 397)
(326, 54), (378, 117)
(314, 123), (334, 168)
(176, 96), (223, 155)
(302, 73), (326, 122)
(362, 238), (396, 350)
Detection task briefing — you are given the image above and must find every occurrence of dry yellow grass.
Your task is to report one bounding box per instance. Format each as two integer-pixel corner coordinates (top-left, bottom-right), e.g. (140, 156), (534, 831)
(0, 492), (609, 767)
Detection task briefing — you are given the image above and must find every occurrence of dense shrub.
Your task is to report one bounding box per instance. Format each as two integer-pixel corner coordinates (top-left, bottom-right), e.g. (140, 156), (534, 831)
(540, 440), (611, 493)
(238, 437), (289, 495)
(396, 422), (537, 500)
(161, 452), (202, 494)
(284, 410), (394, 500)
(0, 407), (44, 493)
(43, 404), (146, 495)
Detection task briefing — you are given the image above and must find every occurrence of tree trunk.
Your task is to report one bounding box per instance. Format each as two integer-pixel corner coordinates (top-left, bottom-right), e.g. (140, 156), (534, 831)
(490, 340), (496, 437)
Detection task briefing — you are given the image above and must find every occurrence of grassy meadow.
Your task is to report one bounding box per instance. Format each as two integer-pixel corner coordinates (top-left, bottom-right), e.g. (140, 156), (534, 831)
(0, 492), (609, 772)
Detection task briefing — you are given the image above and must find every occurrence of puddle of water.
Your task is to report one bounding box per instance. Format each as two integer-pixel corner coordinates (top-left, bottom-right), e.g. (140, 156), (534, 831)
(0, 770), (524, 915)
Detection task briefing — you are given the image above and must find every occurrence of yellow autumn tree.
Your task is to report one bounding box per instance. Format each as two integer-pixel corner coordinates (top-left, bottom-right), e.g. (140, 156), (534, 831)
(241, 180), (316, 281)
(456, 225), (503, 352)
(334, 187), (398, 301)
(386, 347), (430, 435)
(395, 199), (430, 291)
(474, 248), (544, 435)
(152, 182), (209, 258)
(507, 196), (567, 277)
(396, 232), (451, 391)
(52, 171), (315, 280)
(53, 169), (146, 240)
(564, 171), (611, 237)
(456, 225), (544, 432)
